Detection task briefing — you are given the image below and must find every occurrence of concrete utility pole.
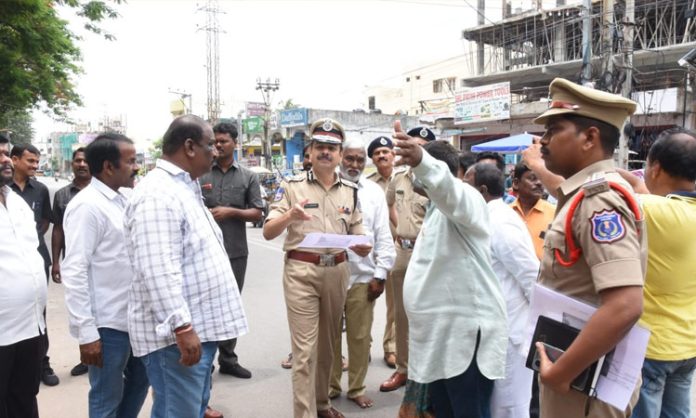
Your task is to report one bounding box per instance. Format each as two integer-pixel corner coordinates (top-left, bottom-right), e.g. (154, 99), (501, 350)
(601, 0), (615, 86)
(619, 0), (635, 169)
(580, 0), (593, 84)
(477, 0), (485, 75)
(198, 0), (223, 124)
(255, 78), (280, 170)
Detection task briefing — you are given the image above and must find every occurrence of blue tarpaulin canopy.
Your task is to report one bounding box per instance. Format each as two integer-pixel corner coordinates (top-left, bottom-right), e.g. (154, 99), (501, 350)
(471, 133), (534, 153)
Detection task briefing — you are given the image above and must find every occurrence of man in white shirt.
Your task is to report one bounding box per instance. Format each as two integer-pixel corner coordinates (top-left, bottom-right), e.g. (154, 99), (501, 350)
(125, 115), (248, 418)
(464, 162), (540, 418)
(392, 122), (508, 417)
(328, 139), (396, 409)
(62, 133), (149, 418)
(0, 133), (47, 418)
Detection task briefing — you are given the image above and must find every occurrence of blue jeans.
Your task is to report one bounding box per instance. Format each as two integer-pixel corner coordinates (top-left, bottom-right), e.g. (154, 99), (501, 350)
(632, 357), (696, 418)
(141, 342), (217, 418)
(88, 328), (149, 418)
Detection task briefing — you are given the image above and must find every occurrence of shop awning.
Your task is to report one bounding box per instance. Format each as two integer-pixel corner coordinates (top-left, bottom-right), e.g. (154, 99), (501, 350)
(471, 133), (534, 153)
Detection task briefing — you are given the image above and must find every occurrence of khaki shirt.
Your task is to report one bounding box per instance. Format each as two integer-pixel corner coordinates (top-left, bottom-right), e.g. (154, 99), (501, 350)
(540, 159), (646, 306)
(386, 168), (429, 240)
(366, 171), (391, 193)
(366, 170), (397, 236)
(267, 170), (364, 253)
(539, 159), (646, 417)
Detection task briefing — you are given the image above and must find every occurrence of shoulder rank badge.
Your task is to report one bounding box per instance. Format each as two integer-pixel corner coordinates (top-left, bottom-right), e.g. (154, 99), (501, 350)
(590, 210), (625, 243)
(273, 187), (285, 202)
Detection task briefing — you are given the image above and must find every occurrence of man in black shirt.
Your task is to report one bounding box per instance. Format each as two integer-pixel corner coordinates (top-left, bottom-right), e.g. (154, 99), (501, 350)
(10, 143), (57, 387)
(200, 122), (264, 379)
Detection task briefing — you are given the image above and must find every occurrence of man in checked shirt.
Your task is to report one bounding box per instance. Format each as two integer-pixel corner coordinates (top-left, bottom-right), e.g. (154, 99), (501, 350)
(124, 115), (248, 418)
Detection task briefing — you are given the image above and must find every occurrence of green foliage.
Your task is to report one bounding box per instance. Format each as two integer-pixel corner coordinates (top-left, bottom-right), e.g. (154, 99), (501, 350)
(0, 0), (121, 119)
(149, 137), (163, 161)
(0, 109), (34, 145)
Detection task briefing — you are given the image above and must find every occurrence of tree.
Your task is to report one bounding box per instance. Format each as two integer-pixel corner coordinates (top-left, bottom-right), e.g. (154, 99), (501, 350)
(149, 138), (163, 161)
(0, 0), (121, 119)
(0, 109), (35, 145)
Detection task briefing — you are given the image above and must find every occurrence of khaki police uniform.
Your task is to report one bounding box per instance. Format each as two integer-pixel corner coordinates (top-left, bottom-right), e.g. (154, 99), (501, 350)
(385, 168), (429, 374)
(366, 170), (397, 355)
(534, 78), (647, 418)
(267, 119), (364, 418)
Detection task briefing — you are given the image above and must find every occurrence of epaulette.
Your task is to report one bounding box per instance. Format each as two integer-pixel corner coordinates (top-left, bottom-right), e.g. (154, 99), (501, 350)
(582, 176), (611, 197)
(392, 166), (409, 177)
(339, 178), (359, 189)
(365, 171), (379, 179)
(287, 174), (305, 183)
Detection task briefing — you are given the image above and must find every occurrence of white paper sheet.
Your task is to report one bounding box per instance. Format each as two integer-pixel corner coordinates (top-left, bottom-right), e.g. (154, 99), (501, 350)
(523, 283), (650, 411)
(298, 233), (372, 249)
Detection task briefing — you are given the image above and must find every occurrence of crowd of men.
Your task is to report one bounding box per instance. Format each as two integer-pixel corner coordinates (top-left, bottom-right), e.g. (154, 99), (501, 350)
(1, 76), (695, 418)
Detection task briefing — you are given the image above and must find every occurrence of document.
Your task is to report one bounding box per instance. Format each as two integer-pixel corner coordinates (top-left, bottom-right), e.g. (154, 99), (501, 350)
(523, 283), (650, 411)
(298, 233), (372, 249)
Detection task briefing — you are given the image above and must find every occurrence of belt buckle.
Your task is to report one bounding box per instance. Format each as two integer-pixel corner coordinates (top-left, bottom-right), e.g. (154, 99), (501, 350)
(319, 254), (336, 267)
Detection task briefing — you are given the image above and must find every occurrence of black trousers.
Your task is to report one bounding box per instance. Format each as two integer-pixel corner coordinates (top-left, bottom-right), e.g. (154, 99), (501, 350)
(217, 256), (248, 367)
(0, 335), (44, 418)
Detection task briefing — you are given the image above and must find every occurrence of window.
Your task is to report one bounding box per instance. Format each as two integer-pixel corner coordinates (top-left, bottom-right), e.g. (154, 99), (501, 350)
(368, 96), (376, 110)
(433, 79), (443, 93)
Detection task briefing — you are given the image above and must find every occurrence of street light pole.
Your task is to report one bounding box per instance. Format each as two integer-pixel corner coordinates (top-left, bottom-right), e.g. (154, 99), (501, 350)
(255, 77), (280, 170)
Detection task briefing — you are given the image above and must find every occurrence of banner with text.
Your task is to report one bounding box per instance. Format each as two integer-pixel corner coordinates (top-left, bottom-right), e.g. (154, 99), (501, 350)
(280, 108), (308, 127)
(243, 116), (265, 134)
(455, 82), (511, 125)
(246, 102), (266, 117)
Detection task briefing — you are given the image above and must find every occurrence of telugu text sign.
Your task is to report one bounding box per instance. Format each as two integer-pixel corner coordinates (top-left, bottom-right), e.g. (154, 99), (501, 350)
(455, 82), (511, 125)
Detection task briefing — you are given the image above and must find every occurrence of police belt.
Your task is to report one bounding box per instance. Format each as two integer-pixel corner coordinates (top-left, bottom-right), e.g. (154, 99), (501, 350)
(396, 236), (417, 250)
(287, 250), (347, 267)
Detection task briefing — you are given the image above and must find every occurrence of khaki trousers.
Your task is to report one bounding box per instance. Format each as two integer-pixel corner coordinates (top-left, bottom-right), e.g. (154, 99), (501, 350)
(284, 257), (349, 418)
(329, 283), (375, 398)
(382, 272), (396, 354)
(392, 245), (412, 374)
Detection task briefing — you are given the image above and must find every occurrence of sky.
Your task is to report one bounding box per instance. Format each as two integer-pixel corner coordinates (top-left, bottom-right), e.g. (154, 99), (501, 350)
(33, 0), (516, 143)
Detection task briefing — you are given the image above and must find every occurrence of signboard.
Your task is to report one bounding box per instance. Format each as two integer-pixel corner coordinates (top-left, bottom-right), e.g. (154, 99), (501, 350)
(246, 102), (266, 117)
(243, 117), (264, 134)
(269, 112), (279, 130)
(280, 108), (308, 127)
(631, 88), (678, 115)
(454, 82), (511, 125)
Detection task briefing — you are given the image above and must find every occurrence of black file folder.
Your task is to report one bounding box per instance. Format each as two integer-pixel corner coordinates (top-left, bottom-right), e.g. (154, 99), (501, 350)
(526, 315), (609, 395)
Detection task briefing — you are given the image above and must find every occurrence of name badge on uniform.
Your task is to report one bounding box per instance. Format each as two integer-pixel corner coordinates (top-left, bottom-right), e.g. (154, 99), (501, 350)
(590, 210), (625, 243)
(304, 203), (319, 209)
(396, 190), (404, 195)
(201, 183), (213, 191)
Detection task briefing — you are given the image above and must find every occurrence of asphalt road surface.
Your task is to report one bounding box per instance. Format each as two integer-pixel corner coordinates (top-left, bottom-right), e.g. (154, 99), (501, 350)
(34, 177), (696, 417)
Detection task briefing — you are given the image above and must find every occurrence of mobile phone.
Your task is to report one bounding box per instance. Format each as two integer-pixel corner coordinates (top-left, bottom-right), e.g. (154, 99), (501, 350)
(531, 343), (564, 372)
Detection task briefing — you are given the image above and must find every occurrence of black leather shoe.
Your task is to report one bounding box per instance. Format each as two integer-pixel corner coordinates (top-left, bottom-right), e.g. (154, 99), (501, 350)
(219, 363), (252, 379)
(70, 363), (88, 376)
(42, 367), (60, 386)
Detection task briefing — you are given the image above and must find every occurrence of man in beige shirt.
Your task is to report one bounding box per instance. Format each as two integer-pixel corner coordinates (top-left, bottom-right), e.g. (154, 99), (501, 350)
(263, 118), (371, 418)
(365, 135), (398, 368)
(380, 127), (434, 392)
(532, 78), (647, 418)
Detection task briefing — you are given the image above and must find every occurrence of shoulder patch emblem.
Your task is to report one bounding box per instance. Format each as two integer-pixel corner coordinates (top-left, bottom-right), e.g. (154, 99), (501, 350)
(590, 210), (625, 243)
(273, 187), (285, 202)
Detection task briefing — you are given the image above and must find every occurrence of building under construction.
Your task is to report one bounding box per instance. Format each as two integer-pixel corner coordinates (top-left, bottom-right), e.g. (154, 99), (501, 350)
(456, 0), (696, 164)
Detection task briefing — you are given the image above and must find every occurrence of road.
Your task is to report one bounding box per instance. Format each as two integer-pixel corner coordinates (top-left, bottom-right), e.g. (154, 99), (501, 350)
(34, 177), (696, 417)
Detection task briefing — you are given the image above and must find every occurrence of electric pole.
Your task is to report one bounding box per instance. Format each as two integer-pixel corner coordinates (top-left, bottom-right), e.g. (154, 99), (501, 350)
(198, 0), (223, 124)
(619, 0), (635, 169)
(580, 0), (593, 84)
(255, 78), (280, 170)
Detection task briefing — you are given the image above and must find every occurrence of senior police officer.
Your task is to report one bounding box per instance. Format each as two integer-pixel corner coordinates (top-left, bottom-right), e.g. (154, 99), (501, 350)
(263, 118), (372, 418)
(365, 136), (398, 368)
(532, 78), (646, 418)
(380, 127), (434, 392)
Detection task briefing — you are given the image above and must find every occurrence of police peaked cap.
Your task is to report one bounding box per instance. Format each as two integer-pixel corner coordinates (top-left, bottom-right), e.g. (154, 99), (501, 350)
(407, 127), (436, 142)
(367, 136), (394, 158)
